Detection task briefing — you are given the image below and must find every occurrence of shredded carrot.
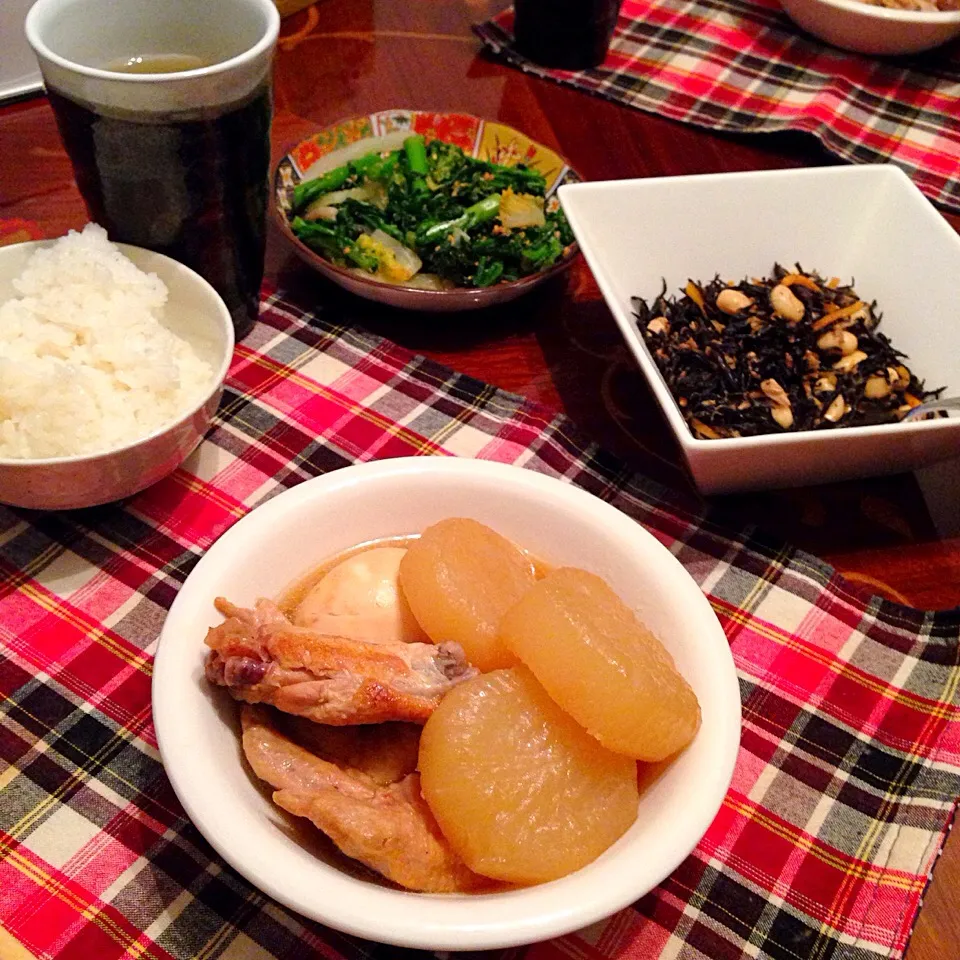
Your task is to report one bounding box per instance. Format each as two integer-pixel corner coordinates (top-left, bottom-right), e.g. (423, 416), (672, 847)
(691, 418), (720, 439)
(827, 277), (841, 288)
(685, 280), (705, 312)
(780, 273), (820, 291)
(904, 393), (923, 408)
(811, 300), (866, 331)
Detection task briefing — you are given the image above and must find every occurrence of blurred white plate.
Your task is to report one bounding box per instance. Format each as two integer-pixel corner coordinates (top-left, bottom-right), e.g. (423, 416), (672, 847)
(779, 0), (960, 55)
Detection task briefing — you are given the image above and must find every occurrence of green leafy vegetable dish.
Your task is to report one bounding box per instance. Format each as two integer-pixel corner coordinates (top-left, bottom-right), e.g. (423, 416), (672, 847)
(286, 135), (575, 290)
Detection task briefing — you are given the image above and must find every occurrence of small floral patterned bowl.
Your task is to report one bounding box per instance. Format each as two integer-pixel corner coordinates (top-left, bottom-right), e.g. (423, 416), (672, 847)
(273, 109), (581, 311)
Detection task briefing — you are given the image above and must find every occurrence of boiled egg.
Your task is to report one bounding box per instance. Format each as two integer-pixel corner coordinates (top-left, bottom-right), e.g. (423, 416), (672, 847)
(294, 547), (428, 644)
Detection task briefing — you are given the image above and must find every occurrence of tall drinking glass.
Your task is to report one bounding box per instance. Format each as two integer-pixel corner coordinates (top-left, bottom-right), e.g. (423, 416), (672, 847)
(26, 0), (280, 340)
(514, 0), (623, 70)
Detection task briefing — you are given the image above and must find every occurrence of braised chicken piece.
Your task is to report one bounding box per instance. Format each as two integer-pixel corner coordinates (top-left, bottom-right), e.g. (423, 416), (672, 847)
(276, 714), (421, 787)
(205, 598), (476, 725)
(240, 705), (489, 892)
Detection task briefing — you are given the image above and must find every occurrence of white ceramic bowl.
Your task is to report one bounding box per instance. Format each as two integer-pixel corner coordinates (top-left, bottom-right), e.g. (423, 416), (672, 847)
(0, 240), (233, 510)
(559, 165), (960, 495)
(778, 0), (960, 55)
(152, 457), (741, 951)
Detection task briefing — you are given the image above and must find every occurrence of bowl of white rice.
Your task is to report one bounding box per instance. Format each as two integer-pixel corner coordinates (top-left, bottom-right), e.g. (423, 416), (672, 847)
(0, 224), (234, 510)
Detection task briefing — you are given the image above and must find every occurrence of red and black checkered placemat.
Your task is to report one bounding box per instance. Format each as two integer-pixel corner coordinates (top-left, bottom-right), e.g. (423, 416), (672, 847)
(475, 0), (960, 213)
(1, 287), (959, 959)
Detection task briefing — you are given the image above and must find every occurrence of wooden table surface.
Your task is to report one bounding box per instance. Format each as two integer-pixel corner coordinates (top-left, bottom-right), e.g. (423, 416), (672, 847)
(1, 1), (957, 957)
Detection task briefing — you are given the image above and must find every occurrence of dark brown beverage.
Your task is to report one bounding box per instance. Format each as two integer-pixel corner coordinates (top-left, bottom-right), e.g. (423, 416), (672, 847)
(46, 82), (271, 339)
(514, 0), (623, 70)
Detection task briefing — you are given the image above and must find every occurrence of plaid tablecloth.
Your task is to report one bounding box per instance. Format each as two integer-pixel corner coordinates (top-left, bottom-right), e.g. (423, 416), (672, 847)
(475, 0), (960, 213)
(1, 288), (959, 960)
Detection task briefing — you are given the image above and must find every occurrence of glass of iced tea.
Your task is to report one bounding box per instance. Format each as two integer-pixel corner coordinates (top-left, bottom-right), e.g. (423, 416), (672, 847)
(26, 0), (280, 340)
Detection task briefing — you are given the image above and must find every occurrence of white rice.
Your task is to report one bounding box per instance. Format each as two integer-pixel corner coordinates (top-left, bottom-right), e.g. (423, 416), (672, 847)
(0, 224), (215, 460)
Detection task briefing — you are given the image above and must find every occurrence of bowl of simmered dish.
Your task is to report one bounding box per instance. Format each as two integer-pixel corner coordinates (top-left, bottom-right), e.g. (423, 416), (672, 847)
(559, 165), (960, 494)
(152, 457), (740, 950)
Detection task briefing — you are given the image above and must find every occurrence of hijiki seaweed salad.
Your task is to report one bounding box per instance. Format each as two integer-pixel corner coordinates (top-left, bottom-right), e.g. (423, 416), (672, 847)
(632, 266), (943, 439)
(286, 134), (574, 289)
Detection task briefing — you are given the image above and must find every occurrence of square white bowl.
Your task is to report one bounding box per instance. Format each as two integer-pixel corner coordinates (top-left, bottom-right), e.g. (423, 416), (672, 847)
(559, 165), (960, 495)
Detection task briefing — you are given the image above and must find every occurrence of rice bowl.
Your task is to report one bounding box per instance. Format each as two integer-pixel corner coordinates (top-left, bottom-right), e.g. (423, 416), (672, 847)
(0, 224), (215, 460)
(0, 233), (233, 510)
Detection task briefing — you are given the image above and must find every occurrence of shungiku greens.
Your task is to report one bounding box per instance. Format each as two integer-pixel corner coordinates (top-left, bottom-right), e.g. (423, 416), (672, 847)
(286, 135), (574, 289)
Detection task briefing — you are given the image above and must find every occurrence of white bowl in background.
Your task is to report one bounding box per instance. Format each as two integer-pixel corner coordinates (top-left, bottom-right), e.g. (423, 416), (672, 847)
(559, 165), (960, 495)
(152, 457), (741, 951)
(778, 0), (960, 55)
(0, 240), (234, 510)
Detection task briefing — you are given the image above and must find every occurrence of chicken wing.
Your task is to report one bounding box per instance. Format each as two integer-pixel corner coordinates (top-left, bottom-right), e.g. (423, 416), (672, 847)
(276, 714), (421, 787)
(205, 598), (476, 724)
(241, 705), (488, 893)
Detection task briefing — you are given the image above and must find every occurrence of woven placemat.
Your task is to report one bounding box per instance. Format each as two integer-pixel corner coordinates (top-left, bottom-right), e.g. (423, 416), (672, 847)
(475, 0), (960, 213)
(1, 288), (958, 959)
